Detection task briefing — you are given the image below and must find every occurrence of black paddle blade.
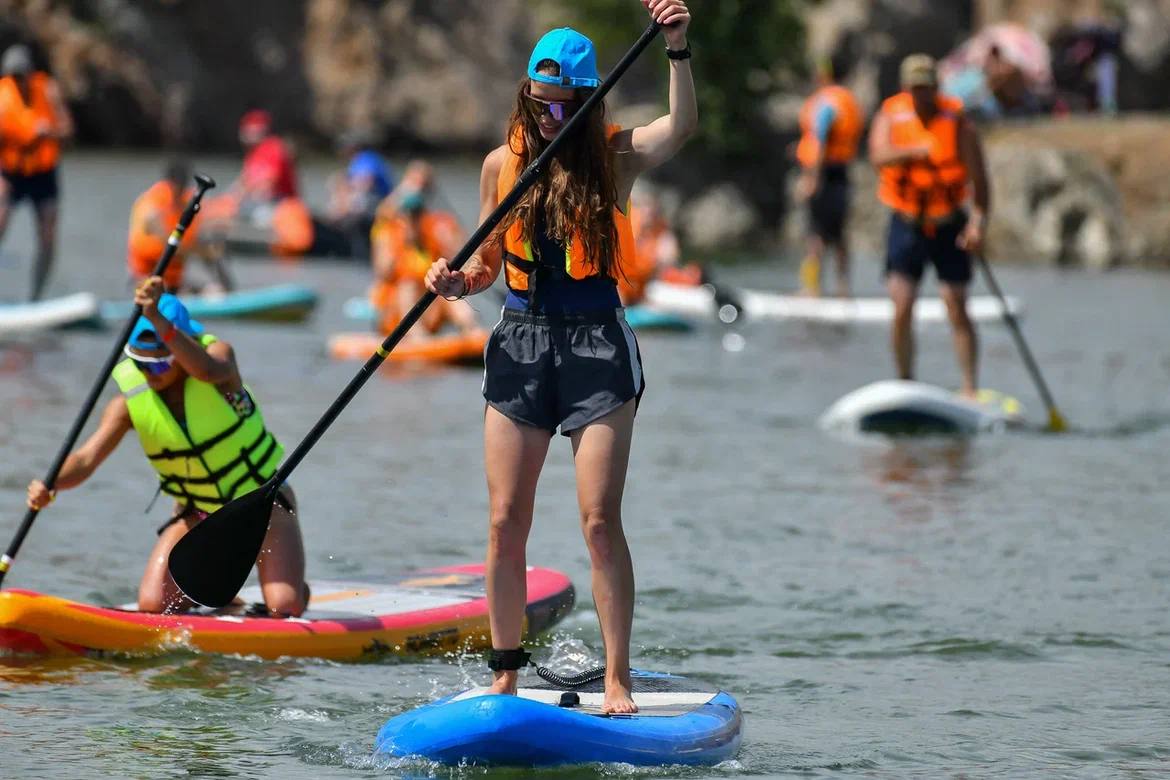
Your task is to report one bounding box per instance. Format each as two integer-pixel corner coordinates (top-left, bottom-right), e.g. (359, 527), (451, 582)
(167, 484), (276, 608)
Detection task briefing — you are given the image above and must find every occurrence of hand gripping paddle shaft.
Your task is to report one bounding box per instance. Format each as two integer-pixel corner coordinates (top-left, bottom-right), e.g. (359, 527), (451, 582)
(169, 22), (664, 608)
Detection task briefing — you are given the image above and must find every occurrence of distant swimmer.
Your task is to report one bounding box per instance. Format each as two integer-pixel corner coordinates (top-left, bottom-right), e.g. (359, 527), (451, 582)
(127, 159), (231, 293)
(25, 279), (307, 616)
(870, 54), (990, 398)
(0, 43), (73, 300)
(793, 51), (862, 297)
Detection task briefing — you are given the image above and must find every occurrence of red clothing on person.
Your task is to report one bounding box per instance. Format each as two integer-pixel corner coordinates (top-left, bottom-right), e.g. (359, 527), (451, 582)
(242, 136), (298, 200)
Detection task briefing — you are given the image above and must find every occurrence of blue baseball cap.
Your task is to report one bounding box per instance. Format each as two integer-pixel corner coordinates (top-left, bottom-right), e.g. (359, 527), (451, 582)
(528, 28), (601, 89)
(127, 293), (203, 351)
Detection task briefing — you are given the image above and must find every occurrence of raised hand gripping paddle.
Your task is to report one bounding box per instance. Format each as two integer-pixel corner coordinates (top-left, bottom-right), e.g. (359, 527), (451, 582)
(169, 21), (664, 608)
(0, 175), (216, 588)
(975, 253), (1067, 432)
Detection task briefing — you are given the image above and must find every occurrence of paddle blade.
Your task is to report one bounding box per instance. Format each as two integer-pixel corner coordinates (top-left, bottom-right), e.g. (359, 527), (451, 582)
(167, 485), (276, 608)
(1047, 407), (1068, 433)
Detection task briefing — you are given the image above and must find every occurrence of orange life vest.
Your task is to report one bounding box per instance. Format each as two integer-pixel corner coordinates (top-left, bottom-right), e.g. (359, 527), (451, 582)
(269, 197), (314, 256)
(618, 204), (668, 304)
(0, 73), (61, 176)
(877, 92), (969, 221)
(796, 85), (863, 168)
(127, 181), (199, 289)
(497, 126), (636, 293)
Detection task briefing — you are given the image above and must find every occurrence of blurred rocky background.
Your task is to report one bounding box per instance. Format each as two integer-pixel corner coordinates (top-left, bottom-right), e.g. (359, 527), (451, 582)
(2, 0), (1170, 266)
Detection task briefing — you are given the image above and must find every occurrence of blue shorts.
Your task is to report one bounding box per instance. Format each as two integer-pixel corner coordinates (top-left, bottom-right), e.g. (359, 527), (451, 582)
(2, 169), (59, 206)
(807, 165), (850, 243)
(884, 212), (972, 285)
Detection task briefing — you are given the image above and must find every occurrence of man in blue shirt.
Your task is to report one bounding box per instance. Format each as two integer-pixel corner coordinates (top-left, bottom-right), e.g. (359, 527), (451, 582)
(325, 130), (395, 259)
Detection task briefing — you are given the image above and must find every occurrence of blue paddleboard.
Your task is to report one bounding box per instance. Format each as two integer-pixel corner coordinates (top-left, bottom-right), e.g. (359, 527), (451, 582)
(103, 284), (318, 322)
(375, 670), (742, 767)
(624, 305), (693, 332)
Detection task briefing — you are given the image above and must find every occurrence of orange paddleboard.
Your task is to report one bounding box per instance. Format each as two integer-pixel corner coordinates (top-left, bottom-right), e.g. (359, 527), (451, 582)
(328, 330), (488, 366)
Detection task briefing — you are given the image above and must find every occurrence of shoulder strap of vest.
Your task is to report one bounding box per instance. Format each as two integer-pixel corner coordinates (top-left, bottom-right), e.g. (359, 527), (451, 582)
(112, 359), (150, 399)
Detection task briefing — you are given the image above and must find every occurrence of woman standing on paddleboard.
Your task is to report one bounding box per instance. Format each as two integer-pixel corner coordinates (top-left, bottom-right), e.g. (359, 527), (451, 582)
(26, 277), (307, 617)
(425, 0), (696, 714)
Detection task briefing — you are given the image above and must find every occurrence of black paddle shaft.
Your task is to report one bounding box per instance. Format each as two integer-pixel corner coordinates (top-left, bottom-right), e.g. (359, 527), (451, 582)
(975, 254), (1061, 412)
(0, 175), (215, 588)
(266, 21), (663, 488)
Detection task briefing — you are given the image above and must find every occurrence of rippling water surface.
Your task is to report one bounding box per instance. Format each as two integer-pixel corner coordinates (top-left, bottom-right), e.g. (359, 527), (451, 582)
(1, 154), (1168, 778)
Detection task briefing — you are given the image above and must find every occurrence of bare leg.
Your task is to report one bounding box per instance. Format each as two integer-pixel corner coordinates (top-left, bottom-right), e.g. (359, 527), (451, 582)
(0, 195), (12, 243)
(940, 282), (978, 397)
(256, 490), (307, 617)
(831, 238), (851, 298)
(799, 235), (824, 296)
(138, 515), (201, 613)
(397, 279), (431, 340)
(0, 183), (14, 274)
(484, 406), (551, 695)
(569, 401), (637, 714)
(888, 272), (918, 380)
(31, 198), (58, 301)
(441, 298), (487, 336)
(200, 242), (236, 292)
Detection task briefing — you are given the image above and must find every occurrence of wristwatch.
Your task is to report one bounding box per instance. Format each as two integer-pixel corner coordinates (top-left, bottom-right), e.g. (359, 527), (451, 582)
(666, 44), (692, 60)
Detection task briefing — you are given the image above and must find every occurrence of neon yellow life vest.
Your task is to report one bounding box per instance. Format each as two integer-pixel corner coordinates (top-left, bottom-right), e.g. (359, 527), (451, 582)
(110, 334), (284, 512)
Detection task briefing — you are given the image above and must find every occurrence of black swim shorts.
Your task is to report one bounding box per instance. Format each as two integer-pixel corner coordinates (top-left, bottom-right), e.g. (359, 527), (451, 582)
(483, 308), (645, 436)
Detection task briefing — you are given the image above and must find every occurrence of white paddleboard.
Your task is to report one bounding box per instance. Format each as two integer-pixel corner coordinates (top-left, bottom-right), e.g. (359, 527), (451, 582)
(644, 281), (1023, 325)
(0, 292), (102, 334)
(820, 379), (1024, 435)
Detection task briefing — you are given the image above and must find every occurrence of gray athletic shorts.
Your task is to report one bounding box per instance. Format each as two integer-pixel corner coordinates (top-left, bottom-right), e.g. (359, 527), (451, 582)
(483, 308), (645, 436)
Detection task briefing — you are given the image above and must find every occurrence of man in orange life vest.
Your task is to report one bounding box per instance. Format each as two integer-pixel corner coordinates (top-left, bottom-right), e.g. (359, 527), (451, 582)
(0, 44), (73, 300)
(794, 51), (863, 297)
(869, 54), (990, 398)
(127, 159), (228, 293)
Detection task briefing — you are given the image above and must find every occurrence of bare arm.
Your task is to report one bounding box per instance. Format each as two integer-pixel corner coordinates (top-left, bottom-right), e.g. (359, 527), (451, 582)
(868, 112), (930, 169)
(45, 78), (74, 142)
(27, 397), (132, 506)
(614, 1), (697, 190)
(135, 277), (241, 388)
(956, 115), (990, 252)
(958, 115), (990, 225)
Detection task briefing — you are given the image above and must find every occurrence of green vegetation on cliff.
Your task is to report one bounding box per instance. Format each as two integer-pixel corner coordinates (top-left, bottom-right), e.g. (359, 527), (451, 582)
(542, 0), (806, 157)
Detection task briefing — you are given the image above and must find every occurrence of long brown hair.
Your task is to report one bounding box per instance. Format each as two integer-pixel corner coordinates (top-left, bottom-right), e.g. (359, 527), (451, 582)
(495, 61), (621, 279)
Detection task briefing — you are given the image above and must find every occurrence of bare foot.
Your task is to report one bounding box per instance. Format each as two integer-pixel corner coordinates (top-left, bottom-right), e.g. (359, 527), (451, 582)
(602, 678), (638, 714)
(958, 387), (980, 401)
(487, 670), (518, 696)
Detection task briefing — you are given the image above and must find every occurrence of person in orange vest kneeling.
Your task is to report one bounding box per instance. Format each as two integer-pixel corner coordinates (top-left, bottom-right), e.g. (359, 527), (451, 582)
(0, 44), (73, 301)
(369, 161), (484, 340)
(127, 159), (230, 293)
(794, 51), (863, 297)
(870, 54), (991, 398)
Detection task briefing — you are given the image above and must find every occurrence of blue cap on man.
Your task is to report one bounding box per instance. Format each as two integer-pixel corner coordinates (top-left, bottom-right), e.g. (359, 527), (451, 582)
(527, 28), (601, 88)
(128, 293), (203, 350)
